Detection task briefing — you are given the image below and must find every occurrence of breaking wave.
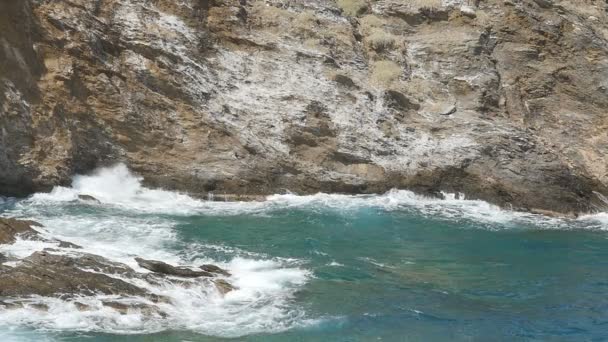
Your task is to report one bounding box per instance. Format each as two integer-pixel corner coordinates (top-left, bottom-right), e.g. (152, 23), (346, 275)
(1, 163), (607, 338)
(23, 164), (608, 229)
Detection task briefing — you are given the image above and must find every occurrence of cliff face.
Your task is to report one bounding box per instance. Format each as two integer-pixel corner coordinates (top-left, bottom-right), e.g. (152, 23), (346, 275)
(1, 0), (608, 215)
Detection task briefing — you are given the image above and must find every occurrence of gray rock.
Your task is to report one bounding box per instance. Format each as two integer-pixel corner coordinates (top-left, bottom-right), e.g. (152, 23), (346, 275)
(0, 0), (607, 216)
(213, 279), (236, 295)
(77, 194), (100, 203)
(0, 251), (149, 298)
(135, 257), (214, 278)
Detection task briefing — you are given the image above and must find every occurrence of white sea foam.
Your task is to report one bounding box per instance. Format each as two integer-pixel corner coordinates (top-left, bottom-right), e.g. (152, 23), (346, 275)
(0, 165), (315, 337)
(18, 163), (608, 230)
(17, 164), (550, 225)
(1, 164), (608, 337)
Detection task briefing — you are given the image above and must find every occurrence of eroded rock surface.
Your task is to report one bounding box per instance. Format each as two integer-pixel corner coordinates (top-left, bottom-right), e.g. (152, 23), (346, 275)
(1, 0), (608, 215)
(0, 251), (148, 298)
(135, 257), (216, 278)
(0, 218), (42, 244)
(0, 218), (235, 314)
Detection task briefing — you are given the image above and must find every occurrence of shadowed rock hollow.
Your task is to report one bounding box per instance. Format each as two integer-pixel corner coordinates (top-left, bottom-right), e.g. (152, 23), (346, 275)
(1, 0), (608, 215)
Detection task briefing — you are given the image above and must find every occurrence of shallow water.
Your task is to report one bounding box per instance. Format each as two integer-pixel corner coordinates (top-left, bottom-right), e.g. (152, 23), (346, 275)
(1, 165), (608, 341)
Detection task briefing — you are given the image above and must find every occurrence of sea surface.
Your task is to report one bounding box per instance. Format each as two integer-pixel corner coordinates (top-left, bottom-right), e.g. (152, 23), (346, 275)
(1, 165), (608, 341)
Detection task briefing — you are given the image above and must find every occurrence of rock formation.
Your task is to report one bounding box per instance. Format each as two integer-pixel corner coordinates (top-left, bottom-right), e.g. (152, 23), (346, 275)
(1, 0), (608, 215)
(0, 217), (234, 314)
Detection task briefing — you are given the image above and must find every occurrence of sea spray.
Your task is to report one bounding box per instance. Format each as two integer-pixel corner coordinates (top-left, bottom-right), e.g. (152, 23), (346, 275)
(2, 164), (608, 338)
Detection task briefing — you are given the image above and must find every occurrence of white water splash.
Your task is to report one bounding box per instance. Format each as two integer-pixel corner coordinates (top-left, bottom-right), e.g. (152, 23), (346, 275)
(22, 164), (608, 228)
(0, 165), (315, 337)
(2, 163), (608, 338)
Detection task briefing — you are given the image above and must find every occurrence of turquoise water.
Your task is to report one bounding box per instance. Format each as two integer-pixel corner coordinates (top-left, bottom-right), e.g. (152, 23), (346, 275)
(1, 165), (608, 341)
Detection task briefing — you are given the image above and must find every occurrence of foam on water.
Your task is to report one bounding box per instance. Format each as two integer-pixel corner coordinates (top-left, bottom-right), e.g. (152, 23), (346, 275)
(2, 164), (608, 338)
(0, 165), (315, 337)
(21, 164), (583, 227)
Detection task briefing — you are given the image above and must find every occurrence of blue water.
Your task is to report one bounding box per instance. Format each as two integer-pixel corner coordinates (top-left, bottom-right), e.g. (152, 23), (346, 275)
(1, 168), (608, 341)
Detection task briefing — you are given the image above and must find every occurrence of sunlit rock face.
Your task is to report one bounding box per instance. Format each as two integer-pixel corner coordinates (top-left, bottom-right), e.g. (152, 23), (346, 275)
(1, 0), (608, 215)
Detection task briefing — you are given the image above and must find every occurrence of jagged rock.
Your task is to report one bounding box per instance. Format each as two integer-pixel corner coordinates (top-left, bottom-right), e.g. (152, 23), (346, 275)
(0, 251), (150, 298)
(213, 279), (236, 295)
(200, 264), (231, 276)
(0, 220), (240, 312)
(1, 0), (608, 216)
(0, 217), (83, 249)
(135, 257), (214, 278)
(0, 218), (42, 244)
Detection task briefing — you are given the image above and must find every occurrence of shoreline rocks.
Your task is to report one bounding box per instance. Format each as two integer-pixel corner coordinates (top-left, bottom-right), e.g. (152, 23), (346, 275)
(0, 218), (42, 244)
(0, 218), (236, 315)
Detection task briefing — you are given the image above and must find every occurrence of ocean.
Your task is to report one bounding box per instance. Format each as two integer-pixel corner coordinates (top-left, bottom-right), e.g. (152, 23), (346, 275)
(1, 164), (608, 341)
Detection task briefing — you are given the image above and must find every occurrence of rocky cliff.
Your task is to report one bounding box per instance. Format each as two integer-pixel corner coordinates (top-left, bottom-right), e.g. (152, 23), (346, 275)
(1, 0), (608, 215)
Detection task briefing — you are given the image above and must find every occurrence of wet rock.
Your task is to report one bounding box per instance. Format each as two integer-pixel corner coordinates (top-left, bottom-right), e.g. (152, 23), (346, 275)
(28, 303), (49, 311)
(135, 257), (213, 278)
(0, 251), (149, 298)
(0, 301), (24, 310)
(73, 302), (91, 311)
(0, 218), (42, 244)
(77, 194), (100, 203)
(213, 279), (236, 295)
(57, 240), (82, 249)
(200, 264), (231, 276)
(102, 301), (167, 317)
